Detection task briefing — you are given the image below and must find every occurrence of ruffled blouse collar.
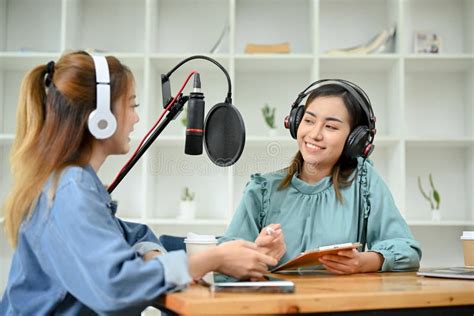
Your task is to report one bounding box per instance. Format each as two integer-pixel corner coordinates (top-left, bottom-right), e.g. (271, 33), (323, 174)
(291, 172), (332, 195)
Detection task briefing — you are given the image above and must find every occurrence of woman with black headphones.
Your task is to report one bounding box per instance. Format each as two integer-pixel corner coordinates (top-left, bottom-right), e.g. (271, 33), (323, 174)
(220, 79), (421, 274)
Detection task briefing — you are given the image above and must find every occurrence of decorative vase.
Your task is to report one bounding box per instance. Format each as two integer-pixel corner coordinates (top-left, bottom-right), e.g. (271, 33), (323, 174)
(431, 209), (441, 221)
(178, 201), (196, 220)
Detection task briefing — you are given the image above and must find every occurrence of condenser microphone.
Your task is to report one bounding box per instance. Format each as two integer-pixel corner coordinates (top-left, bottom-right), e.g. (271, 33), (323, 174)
(185, 74), (205, 155)
(164, 55), (245, 166)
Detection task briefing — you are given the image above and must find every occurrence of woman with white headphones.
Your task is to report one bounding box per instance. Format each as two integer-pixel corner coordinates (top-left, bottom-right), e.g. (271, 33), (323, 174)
(1, 51), (277, 315)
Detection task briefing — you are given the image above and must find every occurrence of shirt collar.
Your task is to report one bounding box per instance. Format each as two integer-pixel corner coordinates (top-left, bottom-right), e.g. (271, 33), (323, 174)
(291, 172), (332, 195)
(84, 164), (118, 214)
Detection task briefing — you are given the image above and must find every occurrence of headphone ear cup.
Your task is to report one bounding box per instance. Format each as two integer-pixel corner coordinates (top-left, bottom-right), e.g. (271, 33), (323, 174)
(88, 109), (117, 139)
(289, 105), (305, 139)
(344, 126), (370, 159)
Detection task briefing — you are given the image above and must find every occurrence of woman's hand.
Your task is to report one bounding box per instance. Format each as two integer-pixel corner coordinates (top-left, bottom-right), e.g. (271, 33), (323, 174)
(318, 250), (384, 274)
(143, 250), (162, 261)
(188, 240), (277, 281)
(254, 224), (286, 262)
(214, 240), (278, 279)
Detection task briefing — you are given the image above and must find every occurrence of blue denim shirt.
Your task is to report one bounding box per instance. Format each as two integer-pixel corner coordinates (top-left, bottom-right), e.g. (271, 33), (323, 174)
(0, 165), (191, 315)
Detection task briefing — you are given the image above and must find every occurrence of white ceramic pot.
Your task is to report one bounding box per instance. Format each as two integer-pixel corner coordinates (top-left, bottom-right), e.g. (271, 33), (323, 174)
(178, 201), (196, 220)
(431, 209), (441, 221)
(178, 201), (196, 219)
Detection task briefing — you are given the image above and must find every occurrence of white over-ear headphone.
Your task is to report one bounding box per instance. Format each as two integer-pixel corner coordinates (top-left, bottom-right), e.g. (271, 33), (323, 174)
(88, 55), (117, 139)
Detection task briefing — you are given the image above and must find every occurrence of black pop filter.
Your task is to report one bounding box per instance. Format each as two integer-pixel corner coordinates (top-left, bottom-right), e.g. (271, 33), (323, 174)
(204, 102), (245, 167)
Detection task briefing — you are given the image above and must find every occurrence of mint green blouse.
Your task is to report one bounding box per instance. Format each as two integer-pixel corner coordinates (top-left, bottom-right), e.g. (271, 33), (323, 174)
(221, 159), (421, 272)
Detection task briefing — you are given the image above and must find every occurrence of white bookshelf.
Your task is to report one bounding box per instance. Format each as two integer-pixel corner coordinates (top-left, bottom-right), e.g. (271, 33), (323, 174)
(1, 0), (474, 300)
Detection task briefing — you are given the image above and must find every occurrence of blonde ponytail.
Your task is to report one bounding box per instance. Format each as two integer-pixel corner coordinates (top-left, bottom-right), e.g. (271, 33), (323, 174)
(3, 52), (133, 247)
(4, 65), (49, 246)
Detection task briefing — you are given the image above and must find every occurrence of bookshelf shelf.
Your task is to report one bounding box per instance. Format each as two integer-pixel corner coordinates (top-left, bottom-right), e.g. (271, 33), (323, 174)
(408, 220), (474, 227)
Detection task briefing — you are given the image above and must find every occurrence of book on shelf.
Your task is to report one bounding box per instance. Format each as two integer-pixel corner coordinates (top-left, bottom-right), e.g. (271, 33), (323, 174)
(326, 26), (396, 56)
(271, 242), (361, 273)
(244, 42), (291, 54)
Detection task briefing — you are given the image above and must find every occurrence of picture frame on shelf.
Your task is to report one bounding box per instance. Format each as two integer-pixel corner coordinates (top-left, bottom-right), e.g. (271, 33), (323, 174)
(414, 31), (442, 54)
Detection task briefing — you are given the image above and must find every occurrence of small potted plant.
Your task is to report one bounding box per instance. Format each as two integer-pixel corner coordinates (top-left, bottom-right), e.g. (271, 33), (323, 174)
(261, 103), (277, 137)
(178, 186), (196, 220)
(417, 174), (441, 221)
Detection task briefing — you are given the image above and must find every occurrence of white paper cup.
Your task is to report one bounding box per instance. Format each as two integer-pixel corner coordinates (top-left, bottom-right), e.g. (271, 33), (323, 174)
(184, 240), (218, 256)
(184, 233), (218, 283)
(460, 231), (474, 268)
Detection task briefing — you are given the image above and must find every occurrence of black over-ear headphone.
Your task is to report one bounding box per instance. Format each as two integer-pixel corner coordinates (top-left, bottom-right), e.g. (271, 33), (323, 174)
(284, 79), (377, 159)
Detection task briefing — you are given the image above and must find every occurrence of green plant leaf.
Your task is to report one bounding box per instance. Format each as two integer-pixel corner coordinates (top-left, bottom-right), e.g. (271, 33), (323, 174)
(261, 103), (276, 128)
(417, 176), (430, 200)
(433, 190), (440, 208)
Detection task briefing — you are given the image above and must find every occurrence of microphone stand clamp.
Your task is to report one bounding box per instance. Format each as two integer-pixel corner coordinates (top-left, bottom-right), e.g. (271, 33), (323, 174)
(166, 94), (189, 121)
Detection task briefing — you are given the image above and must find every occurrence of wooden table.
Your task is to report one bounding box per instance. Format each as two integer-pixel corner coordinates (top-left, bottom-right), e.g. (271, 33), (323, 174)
(156, 271), (474, 315)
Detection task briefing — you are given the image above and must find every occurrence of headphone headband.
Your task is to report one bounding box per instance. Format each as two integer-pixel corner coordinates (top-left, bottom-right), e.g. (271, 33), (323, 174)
(87, 55), (117, 139)
(92, 55), (110, 83)
(292, 79), (375, 132)
(285, 78), (377, 158)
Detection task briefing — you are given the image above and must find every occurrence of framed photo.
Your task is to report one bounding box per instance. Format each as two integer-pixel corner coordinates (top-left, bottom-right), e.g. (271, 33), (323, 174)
(414, 31), (442, 54)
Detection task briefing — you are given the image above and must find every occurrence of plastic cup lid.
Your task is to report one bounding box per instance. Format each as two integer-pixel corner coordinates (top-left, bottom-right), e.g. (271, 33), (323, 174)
(461, 231), (474, 240)
(184, 232), (217, 244)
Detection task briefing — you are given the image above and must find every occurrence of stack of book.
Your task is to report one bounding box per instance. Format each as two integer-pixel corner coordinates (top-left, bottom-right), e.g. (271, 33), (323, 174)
(326, 26), (396, 55)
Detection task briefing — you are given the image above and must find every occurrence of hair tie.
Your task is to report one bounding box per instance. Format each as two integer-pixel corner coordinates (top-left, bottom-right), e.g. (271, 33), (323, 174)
(45, 61), (55, 87)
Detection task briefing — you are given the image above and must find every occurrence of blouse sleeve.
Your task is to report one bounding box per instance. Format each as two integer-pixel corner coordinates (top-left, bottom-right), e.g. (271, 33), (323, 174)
(219, 174), (267, 244)
(362, 161), (422, 272)
(38, 178), (191, 314)
(117, 219), (167, 255)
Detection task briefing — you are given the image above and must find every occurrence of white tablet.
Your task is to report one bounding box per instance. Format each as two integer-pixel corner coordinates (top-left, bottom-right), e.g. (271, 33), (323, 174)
(200, 273), (295, 293)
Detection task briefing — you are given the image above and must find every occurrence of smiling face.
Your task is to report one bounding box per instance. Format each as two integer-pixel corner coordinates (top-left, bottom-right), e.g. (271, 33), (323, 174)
(101, 79), (140, 156)
(296, 95), (351, 180)
(112, 82), (139, 154)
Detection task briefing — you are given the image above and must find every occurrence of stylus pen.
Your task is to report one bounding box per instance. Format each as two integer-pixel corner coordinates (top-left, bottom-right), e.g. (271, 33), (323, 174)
(265, 227), (275, 236)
